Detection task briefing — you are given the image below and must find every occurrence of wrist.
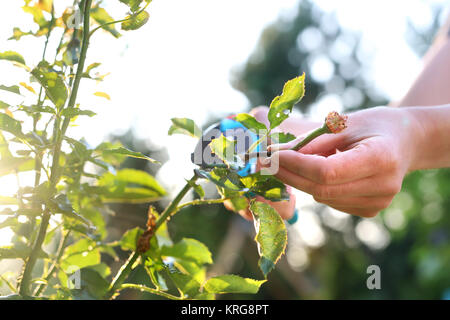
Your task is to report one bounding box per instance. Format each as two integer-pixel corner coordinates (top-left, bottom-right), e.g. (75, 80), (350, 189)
(404, 105), (450, 170)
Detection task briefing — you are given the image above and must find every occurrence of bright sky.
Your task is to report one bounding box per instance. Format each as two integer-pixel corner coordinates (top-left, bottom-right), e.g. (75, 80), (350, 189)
(0, 0), (448, 250)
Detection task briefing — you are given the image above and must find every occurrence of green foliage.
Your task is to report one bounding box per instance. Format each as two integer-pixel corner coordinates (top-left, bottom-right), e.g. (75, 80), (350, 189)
(161, 238), (213, 265)
(168, 117), (201, 138)
(31, 63), (68, 109)
(204, 275), (266, 294)
(267, 73), (305, 129)
(0, 51), (26, 65)
(0, 0), (297, 300)
(250, 201), (288, 277)
(0, 113), (24, 137)
(91, 6), (121, 38)
(121, 11), (150, 31)
(100, 147), (159, 163)
(234, 113), (267, 131)
(0, 85), (21, 95)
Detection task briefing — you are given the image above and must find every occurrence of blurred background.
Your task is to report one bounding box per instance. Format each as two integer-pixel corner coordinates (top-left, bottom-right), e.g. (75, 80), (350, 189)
(1, 0), (450, 299)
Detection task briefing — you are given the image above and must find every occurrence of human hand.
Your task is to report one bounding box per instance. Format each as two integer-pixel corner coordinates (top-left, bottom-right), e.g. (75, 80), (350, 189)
(266, 107), (422, 217)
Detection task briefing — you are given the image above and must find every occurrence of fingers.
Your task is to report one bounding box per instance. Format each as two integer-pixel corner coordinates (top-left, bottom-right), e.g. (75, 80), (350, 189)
(272, 140), (386, 185)
(326, 205), (380, 218)
(274, 166), (401, 199)
(314, 195), (394, 210)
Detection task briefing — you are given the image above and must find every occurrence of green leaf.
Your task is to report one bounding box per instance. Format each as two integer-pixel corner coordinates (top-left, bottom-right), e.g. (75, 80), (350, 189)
(268, 73), (305, 129)
(9, 27), (33, 41)
(91, 7), (121, 38)
(0, 85), (21, 95)
(31, 65), (68, 109)
(0, 101), (10, 109)
(218, 188), (248, 212)
(0, 113), (24, 137)
(61, 239), (101, 272)
(167, 271), (201, 298)
(195, 168), (247, 192)
(161, 238), (212, 265)
(119, 0), (151, 13)
(48, 194), (93, 228)
(241, 172), (290, 201)
(120, 227), (144, 251)
(101, 147), (159, 163)
(120, 227), (143, 251)
(209, 135), (245, 170)
(145, 261), (168, 291)
(0, 51), (26, 65)
(250, 201), (288, 278)
(234, 113), (267, 131)
(269, 132), (296, 144)
(83, 63), (101, 78)
(71, 268), (110, 300)
(61, 108), (96, 118)
(22, 4), (48, 28)
(204, 275), (266, 294)
(186, 179), (204, 199)
(174, 260), (206, 285)
(90, 169), (165, 203)
(121, 11), (150, 31)
(168, 118), (201, 138)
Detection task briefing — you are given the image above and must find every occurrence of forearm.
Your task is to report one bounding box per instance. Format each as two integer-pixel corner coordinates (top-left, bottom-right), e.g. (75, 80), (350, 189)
(408, 105), (450, 170)
(395, 31), (450, 107)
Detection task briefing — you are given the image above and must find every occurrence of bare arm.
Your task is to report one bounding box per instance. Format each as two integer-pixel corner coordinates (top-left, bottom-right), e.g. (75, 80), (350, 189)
(395, 14), (450, 107)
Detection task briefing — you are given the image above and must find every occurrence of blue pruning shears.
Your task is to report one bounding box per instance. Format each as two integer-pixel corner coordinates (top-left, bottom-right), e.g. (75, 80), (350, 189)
(190, 116), (298, 224)
(190, 116), (261, 177)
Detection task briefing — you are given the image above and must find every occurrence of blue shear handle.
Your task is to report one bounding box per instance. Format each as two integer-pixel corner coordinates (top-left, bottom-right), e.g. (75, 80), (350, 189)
(219, 118), (261, 177)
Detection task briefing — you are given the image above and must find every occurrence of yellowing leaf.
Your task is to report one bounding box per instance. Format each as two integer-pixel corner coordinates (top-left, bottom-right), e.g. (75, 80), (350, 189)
(121, 11), (150, 31)
(93, 92), (110, 100)
(19, 82), (36, 94)
(91, 7), (121, 38)
(250, 201), (288, 278)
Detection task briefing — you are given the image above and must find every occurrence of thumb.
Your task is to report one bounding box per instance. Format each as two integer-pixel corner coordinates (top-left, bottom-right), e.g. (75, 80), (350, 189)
(269, 131), (347, 156)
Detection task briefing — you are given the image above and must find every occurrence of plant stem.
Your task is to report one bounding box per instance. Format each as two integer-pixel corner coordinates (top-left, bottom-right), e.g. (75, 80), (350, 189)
(18, 0), (93, 297)
(155, 175), (199, 230)
(104, 251), (139, 300)
(118, 284), (183, 300)
(243, 123), (331, 160)
(104, 174), (199, 299)
(290, 124), (329, 151)
(19, 208), (51, 296)
(33, 230), (71, 296)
